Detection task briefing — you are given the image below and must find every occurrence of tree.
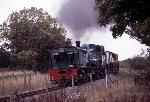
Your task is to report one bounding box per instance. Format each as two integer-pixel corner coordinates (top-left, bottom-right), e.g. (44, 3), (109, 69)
(0, 48), (10, 68)
(0, 7), (67, 70)
(95, 0), (150, 46)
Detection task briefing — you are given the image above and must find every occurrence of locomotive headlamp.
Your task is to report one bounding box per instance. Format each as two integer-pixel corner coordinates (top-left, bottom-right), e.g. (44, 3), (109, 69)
(69, 65), (74, 67)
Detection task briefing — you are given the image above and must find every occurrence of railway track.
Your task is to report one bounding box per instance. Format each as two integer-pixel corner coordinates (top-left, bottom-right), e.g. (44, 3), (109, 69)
(0, 86), (64, 102)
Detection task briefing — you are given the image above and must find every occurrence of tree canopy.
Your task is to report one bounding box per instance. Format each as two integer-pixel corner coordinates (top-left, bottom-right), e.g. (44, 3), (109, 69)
(0, 7), (68, 70)
(1, 7), (66, 52)
(0, 48), (10, 67)
(95, 0), (150, 46)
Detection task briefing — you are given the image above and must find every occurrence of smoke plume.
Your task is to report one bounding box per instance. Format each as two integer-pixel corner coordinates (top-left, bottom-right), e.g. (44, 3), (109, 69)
(58, 0), (97, 39)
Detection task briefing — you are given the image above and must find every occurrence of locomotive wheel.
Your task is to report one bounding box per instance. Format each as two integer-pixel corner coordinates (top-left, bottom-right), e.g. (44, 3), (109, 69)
(100, 69), (106, 79)
(58, 78), (70, 87)
(112, 63), (119, 75)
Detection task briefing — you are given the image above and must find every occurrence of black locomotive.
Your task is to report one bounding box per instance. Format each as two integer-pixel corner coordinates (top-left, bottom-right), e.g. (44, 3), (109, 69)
(48, 41), (119, 86)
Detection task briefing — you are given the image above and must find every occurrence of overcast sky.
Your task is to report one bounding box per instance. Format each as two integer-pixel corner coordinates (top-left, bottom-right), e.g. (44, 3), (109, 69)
(0, 0), (147, 60)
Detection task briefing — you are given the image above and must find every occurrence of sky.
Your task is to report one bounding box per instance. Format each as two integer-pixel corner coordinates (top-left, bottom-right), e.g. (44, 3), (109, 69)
(0, 0), (148, 60)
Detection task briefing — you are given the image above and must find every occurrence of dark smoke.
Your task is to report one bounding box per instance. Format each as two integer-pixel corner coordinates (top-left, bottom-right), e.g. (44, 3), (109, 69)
(58, 0), (97, 39)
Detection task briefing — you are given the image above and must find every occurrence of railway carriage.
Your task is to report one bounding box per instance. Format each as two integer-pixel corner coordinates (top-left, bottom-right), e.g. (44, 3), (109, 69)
(105, 51), (119, 74)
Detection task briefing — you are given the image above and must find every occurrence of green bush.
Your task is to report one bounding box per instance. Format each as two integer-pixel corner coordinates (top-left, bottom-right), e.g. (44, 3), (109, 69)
(129, 57), (149, 70)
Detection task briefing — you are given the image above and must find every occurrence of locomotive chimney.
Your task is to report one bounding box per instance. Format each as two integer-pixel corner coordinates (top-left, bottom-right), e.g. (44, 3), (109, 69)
(76, 41), (80, 47)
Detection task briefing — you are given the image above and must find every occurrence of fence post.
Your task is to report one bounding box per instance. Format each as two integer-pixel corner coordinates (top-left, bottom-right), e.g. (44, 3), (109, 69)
(23, 71), (27, 90)
(28, 73), (32, 90)
(72, 76), (74, 87)
(2, 74), (5, 95)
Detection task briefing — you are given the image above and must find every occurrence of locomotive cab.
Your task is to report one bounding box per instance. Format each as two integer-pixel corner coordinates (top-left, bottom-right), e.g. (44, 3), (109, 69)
(48, 47), (87, 85)
(51, 49), (77, 68)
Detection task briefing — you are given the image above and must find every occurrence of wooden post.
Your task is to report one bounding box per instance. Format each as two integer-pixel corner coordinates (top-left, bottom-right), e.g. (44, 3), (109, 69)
(71, 76), (74, 87)
(14, 72), (18, 92)
(90, 73), (93, 82)
(23, 71), (27, 89)
(2, 73), (5, 95)
(28, 73), (32, 90)
(105, 69), (108, 88)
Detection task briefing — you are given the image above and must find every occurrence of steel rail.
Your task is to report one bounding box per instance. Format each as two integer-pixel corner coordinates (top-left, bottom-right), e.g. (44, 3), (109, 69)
(0, 86), (64, 102)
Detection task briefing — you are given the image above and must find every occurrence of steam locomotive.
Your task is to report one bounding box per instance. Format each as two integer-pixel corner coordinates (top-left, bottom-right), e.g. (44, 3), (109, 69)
(48, 41), (119, 86)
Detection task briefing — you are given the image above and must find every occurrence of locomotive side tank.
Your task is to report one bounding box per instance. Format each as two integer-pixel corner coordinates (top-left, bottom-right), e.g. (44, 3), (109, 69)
(48, 47), (84, 85)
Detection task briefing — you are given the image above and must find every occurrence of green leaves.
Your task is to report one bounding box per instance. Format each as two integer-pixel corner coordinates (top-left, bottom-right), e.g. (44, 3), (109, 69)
(0, 7), (67, 69)
(17, 50), (38, 68)
(96, 0), (150, 46)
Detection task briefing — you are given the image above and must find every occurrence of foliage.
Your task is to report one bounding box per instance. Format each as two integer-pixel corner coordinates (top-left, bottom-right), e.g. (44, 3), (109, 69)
(121, 56), (150, 73)
(0, 7), (68, 70)
(0, 48), (10, 67)
(129, 57), (149, 70)
(1, 7), (66, 52)
(17, 50), (38, 69)
(95, 0), (150, 46)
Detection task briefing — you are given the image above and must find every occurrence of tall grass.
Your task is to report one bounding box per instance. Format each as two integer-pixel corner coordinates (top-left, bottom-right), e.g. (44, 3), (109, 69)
(0, 70), (49, 96)
(1, 65), (150, 102)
